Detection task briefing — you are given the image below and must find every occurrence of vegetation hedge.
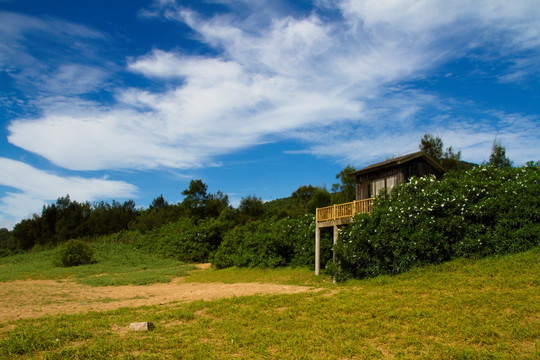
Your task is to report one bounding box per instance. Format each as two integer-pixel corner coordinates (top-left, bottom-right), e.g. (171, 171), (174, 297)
(133, 217), (234, 263)
(335, 164), (540, 280)
(212, 215), (332, 269)
(7, 161), (538, 281)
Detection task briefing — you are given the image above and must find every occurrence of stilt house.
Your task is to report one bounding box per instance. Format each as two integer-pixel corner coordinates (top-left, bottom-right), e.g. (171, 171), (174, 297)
(314, 151), (446, 276)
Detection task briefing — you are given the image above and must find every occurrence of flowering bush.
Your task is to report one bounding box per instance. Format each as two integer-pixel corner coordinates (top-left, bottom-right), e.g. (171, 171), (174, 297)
(290, 214), (333, 268)
(336, 164), (540, 280)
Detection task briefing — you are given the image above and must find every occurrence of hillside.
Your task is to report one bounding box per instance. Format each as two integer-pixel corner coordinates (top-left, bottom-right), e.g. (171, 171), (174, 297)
(0, 246), (538, 359)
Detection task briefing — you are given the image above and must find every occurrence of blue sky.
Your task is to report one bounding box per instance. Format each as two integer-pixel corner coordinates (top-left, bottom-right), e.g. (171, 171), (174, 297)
(1, 0), (539, 229)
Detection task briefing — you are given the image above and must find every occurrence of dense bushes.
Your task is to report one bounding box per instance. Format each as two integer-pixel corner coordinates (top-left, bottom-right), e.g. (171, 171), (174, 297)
(335, 164), (540, 280)
(47, 164), (539, 277)
(134, 217), (234, 263)
(5, 162), (539, 280)
(127, 213), (331, 270)
(212, 215), (332, 269)
(98, 213), (330, 269)
(54, 239), (96, 267)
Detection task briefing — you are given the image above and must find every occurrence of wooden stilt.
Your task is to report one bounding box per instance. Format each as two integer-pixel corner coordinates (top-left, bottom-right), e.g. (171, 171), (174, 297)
(315, 225), (320, 276)
(333, 225), (339, 284)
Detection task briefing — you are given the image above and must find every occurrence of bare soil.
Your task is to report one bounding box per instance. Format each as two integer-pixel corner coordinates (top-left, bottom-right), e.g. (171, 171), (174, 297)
(0, 265), (315, 322)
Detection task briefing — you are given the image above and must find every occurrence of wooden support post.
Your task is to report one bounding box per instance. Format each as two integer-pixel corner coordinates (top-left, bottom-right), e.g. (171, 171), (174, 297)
(333, 224), (338, 284)
(315, 225), (321, 276)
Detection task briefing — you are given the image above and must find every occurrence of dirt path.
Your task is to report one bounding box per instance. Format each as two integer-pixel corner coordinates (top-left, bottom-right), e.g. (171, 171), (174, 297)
(0, 274), (315, 322)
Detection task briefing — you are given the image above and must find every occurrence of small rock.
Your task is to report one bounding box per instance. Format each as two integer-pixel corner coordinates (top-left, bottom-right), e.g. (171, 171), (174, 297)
(130, 322), (154, 331)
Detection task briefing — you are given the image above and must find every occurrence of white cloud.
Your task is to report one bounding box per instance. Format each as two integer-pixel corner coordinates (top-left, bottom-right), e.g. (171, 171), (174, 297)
(39, 64), (109, 95)
(299, 100), (540, 167)
(0, 158), (137, 229)
(8, 67), (362, 170)
(0, 11), (109, 97)
(128, 50), (244, 82)
(5, 1), (540, 172)
(0, 11), (104, 42)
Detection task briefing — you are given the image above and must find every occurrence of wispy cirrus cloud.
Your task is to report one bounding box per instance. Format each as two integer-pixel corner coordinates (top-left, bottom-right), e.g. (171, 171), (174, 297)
(7, 1), (540, 174)
(0, 11), (107, 90)
(301, 107), (539, 167)
(1, 0), (539, 217)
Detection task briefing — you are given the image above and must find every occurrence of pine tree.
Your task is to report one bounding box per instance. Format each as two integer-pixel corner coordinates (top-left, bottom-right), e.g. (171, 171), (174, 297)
(419, 133), (443, 160)
(489, 138), (512, 168)
(419, 133), (464, 170)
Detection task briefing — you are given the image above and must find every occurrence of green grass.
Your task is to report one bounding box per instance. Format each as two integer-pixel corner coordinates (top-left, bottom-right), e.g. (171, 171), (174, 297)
(184, 265), (333, 287)
(0, 247), (538, 359)
(0, 243), (196, 286)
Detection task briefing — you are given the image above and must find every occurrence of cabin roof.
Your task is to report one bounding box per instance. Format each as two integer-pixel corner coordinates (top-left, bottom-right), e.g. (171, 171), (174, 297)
(349, 151), (446, 177)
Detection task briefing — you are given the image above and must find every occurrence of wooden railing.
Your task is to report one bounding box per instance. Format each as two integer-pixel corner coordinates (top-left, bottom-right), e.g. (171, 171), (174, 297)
(316, 198), (374, 223)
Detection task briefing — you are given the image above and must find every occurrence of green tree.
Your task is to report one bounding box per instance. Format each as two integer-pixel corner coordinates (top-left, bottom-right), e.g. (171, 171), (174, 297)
(54, 195), (87, 242)
(107, 200), (137, 234)
(181, 180), (210, 219)
(291, 185), (318, 216)
(0, 228), (17, 257)
(12, 216), (41, 250)
(149, 194), (168, 211)
(181, 180), (229, 220)
(489, 138), (513, 168)
(85, 201), (112, 235)
(420, 133), (465, 171)
(307, 188), (332, 214)
(129, 195), (184, 233)
(205, 190), (230, 219)
(441, 146), (462, 170)
(40, 203), (58, 244)
(331, 165), (356, 203)
(419, 133), (443, 160)
(239, 195), (265, 222)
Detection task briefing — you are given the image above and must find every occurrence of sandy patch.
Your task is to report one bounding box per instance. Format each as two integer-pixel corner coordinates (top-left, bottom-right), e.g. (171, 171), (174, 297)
(0, 276), (314, 322)
(195, 263), (212, 270)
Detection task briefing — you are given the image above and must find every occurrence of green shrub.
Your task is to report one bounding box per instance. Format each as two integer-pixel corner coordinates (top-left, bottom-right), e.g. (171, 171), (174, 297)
(54, 239), (96, 267)
(212, 219), (292, 269)
(336, 164), (540, 280)
(134, 217), (233, 262)
(212, 215), (332, 269)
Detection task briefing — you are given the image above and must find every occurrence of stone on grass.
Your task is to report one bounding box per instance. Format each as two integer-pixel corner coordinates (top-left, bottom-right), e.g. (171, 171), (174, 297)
(130, 322), (154, 331)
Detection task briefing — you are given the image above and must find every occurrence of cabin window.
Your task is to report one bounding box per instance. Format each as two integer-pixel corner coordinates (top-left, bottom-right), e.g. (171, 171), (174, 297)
(370, 174), (399, 197)
(371, 178), (386, 197)
(386, 174), (398, 191)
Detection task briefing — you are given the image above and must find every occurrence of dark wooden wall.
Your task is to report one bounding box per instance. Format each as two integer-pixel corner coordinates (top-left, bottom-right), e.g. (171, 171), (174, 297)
(355, 157), (444, 200)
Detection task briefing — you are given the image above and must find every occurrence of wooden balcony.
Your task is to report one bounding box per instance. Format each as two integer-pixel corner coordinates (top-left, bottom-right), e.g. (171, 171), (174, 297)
(316, 198), (374, 223)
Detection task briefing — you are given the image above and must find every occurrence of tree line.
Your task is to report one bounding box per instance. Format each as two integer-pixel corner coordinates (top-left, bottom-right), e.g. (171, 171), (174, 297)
(0, 167), (355, 256)
(0, 134), (515, 259)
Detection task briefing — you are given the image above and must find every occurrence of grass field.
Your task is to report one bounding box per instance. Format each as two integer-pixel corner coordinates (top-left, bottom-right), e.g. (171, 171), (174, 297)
(0, 243), (196, 286)
(0, 246), (538, 359)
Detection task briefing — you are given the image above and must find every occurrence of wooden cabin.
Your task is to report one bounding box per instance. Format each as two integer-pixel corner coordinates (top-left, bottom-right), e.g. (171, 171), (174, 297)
(314, 151), (446, 276)
(351, 151), (446, 200)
